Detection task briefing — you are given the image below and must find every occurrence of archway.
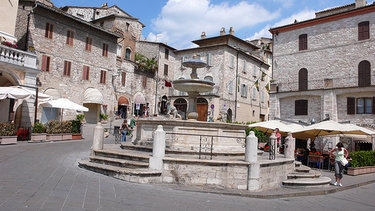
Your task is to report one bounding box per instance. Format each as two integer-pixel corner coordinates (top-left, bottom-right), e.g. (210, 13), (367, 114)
(173, 98), (187, 120)
(118, 96), (129, 119)
(227, 108), (232, 123)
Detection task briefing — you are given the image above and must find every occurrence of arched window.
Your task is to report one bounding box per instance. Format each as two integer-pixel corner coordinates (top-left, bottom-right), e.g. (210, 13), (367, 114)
(298, 68), (308, 91)
(358, 60), (371, 87)
(125, 48), (131, 60)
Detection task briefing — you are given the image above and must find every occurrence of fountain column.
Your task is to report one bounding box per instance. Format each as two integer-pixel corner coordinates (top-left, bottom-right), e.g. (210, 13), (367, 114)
(187, 91), (199, 120)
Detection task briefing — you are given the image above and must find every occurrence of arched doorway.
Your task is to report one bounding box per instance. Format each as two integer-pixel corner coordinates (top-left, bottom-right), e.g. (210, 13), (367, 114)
(197, 98), (208, 121)
(173, 98), (187, 120)
(227, 108), (232, 123)
(133, 94), (146, 117)
(118, 96), (129, 119)
(83, 88), (103, 123)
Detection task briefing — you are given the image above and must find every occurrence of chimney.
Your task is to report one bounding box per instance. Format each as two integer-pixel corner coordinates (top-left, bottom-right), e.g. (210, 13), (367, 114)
(355, 0), (367, 8)
(220, 27), (226, 36)
(201, 32), (206, 39)
(229, 27), (234, 35)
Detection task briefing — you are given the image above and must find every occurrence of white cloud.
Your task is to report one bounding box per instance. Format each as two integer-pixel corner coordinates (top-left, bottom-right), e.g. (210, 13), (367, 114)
(147, 0), (279, 49)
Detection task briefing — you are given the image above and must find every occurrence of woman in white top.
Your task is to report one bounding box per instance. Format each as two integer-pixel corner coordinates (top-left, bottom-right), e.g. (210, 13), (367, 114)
(329, 142), (349, 187)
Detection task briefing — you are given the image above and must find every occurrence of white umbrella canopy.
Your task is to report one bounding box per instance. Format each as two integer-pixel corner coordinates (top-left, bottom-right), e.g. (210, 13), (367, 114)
(292, 120), (374, 140)
(41, 98), (89, 112)
(0, 86), (33, 100)
(248, 120), (305, 136)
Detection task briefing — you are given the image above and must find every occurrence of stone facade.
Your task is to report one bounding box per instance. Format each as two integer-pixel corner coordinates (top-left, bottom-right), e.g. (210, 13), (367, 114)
(269, 2), (375, 128)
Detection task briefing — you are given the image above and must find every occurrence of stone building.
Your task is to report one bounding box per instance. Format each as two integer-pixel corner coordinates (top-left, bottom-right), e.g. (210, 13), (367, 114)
(0, 0), (40, 128)
(269, 0), (375, 150)
(15, 0), (121, 123)
(172, 28), (271, 123)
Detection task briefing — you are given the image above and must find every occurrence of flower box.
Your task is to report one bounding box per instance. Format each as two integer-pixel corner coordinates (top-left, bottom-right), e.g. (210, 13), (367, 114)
(46, 134), (63, 141)
(62, 134), (72, 140)
(30, 133), (47, 142)
(347, 166), (375, 176)
(72, 134), (82, 140)
(0, 136), (17, 145)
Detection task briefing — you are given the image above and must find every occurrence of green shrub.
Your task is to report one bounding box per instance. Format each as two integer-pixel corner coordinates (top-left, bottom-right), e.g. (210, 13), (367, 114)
(100, 113), (108, 121)
(32, 122), (46, 133)
(349, 151), (375, 168)
(76, 114), (85, 122)
(71, 120), (82, 134)
(46, 120), (72, 134)
(0, 122), (17, 136)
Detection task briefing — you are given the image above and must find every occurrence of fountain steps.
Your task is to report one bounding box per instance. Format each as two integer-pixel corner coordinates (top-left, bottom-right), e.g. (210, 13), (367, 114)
(282, 161), (331, 187)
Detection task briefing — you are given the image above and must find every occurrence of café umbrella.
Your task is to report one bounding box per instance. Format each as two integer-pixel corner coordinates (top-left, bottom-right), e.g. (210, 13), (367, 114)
(41, 98), (89, 112)
(248, 119), (305, 136)
(292, 120), (374, 140)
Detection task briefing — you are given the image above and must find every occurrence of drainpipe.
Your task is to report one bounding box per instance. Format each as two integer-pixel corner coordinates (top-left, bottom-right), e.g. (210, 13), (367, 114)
(234, 48), (239, 122)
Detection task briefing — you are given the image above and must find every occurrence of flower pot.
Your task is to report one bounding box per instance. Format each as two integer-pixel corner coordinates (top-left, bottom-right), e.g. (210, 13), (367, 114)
(30, 133), (47, 142)
(46, 134), (63, 141)
(0, 136), (17, 145)
(72, 134), (82, 140)
(347, 166), (375, 176)
(62, 134), (72, 140)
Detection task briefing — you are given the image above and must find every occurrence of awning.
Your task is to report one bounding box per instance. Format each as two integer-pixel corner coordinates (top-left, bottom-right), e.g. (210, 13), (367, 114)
(43, 88), (61, 100)
(83, 88), (103, 104)
(134, 95), (146, 104)
(118, 96), (129, 105)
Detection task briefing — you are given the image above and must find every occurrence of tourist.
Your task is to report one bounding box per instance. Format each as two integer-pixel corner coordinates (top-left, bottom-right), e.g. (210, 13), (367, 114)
(275, 128), (281, 152)
(329, 142), (349, 186)
(121, 119), (131, 142)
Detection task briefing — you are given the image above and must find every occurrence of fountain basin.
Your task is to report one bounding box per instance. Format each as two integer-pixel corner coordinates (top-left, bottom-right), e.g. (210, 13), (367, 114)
(172, 79), (215, 93)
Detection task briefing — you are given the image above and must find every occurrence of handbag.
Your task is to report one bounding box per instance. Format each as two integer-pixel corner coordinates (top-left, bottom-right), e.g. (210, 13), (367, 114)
(340, 157), (349, 166)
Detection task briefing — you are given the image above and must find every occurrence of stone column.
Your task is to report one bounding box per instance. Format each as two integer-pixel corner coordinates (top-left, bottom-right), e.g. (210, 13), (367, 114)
(92, 122), (104, 155)
(149, 125), (166, 170)
(284, 132), (295, 159)
(245, 131), (260, 191)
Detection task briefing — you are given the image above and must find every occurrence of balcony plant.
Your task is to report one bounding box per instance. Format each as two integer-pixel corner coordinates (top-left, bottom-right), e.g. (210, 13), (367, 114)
(30, 122), (47, 142)
(0, 122), (17, 145)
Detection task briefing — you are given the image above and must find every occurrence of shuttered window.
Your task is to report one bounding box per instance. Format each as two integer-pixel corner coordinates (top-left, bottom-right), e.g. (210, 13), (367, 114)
(299, 68), (308, 91)
(102, 43), (108, 57)
(299, 34), (307, 50)
(100, 70), (106, 84)
(63, 61), (71, 76)
(66, 30), (74, 46)
(121, 72), (126, 87)
(358, 21), (370, 41)
(85, 37), (92, 51)
(82, 65), (90, 80)
(41, 55), (51, 72)
(358, 60), (371, 87)
(347, 97), (355, 114)
(45, 23), (53, 39)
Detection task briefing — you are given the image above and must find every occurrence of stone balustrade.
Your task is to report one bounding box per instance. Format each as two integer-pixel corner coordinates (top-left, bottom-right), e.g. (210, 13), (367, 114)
(0, 45), (37, 69)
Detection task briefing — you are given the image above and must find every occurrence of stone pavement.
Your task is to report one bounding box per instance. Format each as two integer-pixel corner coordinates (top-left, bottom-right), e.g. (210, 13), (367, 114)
(98, 120), (375, 199)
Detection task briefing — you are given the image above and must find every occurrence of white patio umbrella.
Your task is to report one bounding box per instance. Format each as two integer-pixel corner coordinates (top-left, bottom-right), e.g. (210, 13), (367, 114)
(0, 86), (33, 100)
(41, 98), (89, 112)
(292, 120), (374, 140)
(248, 119), (305, 136)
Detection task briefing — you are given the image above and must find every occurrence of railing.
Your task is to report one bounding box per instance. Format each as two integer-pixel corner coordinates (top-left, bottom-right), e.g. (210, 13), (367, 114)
(166, 132), (246, 160)
(0, 45), (37, 68)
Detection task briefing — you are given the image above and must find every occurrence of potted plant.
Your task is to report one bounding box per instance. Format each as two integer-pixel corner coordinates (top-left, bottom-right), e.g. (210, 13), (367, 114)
(30, 122), (47, 142)
(0, 122), (17, 145)
(347, 150), (375, 176)
(46, 120), (63, 141)
(76, 113), (86, 123)
(61, 120), (72, 140)
(71, 119), (82, 140)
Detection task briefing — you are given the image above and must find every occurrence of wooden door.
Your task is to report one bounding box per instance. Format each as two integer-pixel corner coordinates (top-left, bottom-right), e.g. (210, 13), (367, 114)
(196, 104), (208, 121)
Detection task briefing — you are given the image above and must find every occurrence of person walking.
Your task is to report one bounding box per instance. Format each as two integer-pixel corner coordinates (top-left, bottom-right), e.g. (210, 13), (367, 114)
(121, 120), (131, 142)
(329, 142), (349, 187)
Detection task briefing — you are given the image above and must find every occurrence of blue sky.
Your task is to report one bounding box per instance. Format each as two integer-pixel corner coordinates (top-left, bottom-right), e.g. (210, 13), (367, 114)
(52, 0), (356, 49)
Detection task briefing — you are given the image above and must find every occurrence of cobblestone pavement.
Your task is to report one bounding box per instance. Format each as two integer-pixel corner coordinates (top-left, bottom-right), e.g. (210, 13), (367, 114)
(0, 122), (374, 210)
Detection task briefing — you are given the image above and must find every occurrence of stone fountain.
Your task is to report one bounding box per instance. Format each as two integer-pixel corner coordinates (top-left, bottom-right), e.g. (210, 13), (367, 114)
(172, 56), (215, 120)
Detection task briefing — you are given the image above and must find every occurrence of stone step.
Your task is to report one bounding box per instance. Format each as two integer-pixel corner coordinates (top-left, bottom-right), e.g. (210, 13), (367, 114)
(78, 160), (162, 183)
(93, 149), (151, 163)
(282, 176), (332, 187)
(89, 155), (149, 169)
(287, 169), (321, 179)
(295, 165), (311, 173)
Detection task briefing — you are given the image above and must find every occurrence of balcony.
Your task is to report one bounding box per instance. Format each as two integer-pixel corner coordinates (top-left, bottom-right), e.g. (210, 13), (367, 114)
(0, 45), (37, 69)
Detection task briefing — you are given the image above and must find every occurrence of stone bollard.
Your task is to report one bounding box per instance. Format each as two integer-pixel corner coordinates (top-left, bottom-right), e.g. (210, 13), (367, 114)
(284, 132), (295, 159)
(245, 131), (258, 163)
(269, 132), (277, 160)
(149, 125), (166, 171)
(245, 131), (260, 191)
(92, 122), (104, 155)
